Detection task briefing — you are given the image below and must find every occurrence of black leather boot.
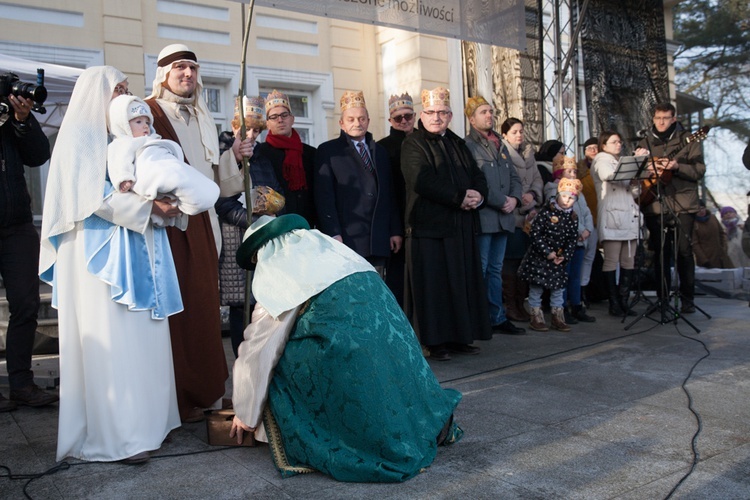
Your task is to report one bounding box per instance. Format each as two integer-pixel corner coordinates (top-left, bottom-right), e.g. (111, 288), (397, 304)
(618, 269), (637, 316)
(605, 271), (624, 316)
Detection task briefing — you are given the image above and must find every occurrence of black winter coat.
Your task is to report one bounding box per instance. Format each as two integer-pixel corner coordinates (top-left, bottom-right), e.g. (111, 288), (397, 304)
(401, 123), (488, 238)
(0, 113), (50, 227)
(256, 140), (317, 227)
(377, 127), (408, 224)
(637, 122), (705, 216)
(518, 201), (578, 289)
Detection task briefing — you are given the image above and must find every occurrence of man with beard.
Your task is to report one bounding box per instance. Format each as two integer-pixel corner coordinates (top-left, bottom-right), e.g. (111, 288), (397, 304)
(146, 44), (251, 422)
(463, 95), (525, 335)
(401, 87), (491, 361)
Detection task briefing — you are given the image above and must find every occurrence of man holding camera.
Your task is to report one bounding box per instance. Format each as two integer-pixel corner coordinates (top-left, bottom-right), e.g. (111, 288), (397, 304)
(0, 93), (58, 412)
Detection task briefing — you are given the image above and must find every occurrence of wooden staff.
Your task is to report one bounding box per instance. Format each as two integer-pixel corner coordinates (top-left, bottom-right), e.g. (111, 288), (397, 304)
(236, 0), (257, 328)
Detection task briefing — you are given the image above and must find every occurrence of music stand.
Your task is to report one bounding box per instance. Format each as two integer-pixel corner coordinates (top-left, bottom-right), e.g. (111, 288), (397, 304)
(610, 155), (651, 183)
(624, 143), (708, 333)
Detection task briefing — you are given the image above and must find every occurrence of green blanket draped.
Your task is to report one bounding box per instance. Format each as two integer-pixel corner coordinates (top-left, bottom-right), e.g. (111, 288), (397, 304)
(265, 271), (462, 482)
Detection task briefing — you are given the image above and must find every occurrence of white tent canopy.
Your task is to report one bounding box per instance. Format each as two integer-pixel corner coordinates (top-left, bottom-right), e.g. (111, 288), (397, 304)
(0, 53), (82, 137)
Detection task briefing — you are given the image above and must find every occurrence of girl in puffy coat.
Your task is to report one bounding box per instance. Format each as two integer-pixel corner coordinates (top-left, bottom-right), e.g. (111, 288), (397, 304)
(591, 130), (648, 316)
(519, 178), (581, 332)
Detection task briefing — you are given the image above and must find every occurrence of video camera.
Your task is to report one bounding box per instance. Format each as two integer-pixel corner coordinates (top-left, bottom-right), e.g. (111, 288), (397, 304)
(0, 68), (47, 118)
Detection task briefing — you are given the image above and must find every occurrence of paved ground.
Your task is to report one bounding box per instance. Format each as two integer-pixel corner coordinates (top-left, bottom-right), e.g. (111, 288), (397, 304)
(2, 294), (749, 499)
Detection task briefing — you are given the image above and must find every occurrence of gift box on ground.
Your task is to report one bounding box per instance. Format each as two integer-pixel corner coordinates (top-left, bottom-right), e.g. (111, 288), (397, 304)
(206, 409), (256, 447)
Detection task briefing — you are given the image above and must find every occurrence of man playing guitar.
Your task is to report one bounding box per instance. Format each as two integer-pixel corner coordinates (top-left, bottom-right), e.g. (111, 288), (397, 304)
(638, 103), (706, 314)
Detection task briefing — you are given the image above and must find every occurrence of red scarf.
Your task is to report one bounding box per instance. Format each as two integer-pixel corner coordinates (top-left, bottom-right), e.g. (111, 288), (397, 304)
(484, 129), (502, 152)
(265, 129), (307, 191)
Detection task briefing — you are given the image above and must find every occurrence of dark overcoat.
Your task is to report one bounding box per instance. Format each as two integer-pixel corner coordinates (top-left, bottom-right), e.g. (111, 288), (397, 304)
(314, 130), (402, 259)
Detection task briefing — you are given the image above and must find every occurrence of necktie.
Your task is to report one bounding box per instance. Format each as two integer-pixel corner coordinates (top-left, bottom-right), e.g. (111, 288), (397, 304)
(357, 141), (374, 173)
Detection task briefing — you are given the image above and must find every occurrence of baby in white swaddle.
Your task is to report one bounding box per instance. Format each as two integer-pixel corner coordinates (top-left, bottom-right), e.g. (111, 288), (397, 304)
(107, 95), (219, 228)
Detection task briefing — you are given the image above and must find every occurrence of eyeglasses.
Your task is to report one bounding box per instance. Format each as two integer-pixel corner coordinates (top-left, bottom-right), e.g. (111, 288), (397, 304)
(607, 140), (623, 145)
(114, 85), (132, 96)
(391, 113), (414, 123)
(585, 146), (598, 152)
(267, 111), (291, 121)
(422, 110), (451, 117)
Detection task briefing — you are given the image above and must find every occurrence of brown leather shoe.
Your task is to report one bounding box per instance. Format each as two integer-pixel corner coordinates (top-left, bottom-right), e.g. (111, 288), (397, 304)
(10, 384), (59, 407)
(0, 394), (18, 412)
(121, 451), (150, 465)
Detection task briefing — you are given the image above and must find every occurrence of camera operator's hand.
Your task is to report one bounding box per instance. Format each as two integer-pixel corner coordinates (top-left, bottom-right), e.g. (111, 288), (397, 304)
(8, 95), (33, 122)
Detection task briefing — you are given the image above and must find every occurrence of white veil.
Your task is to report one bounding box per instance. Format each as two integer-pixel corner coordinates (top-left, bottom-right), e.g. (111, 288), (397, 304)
(40, 66), (127, 273)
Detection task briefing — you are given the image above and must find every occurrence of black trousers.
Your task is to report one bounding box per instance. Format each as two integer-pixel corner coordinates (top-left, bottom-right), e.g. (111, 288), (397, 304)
(1, 222), (40, 390)
(645, 213), (696, 302)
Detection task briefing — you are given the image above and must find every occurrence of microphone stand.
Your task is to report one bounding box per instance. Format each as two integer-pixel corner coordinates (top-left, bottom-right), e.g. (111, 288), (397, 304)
(625, 131), (703, 333)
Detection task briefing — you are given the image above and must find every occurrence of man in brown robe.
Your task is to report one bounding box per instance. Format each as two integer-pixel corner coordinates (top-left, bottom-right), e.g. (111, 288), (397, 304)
(146, 44), (251, 422)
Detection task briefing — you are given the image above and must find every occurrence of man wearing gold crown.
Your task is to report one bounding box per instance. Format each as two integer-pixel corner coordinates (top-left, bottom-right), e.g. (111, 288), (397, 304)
(314, 91), (403, 274)
(146, 44), (243, 422)
(463, 95), (525, 335)
(401, 87), (492, 361)
(377, 92), (416, 306)
(256, 89), (317, 226)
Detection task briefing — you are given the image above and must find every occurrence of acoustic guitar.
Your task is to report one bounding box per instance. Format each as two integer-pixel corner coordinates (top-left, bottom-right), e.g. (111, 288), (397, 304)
(639, 125), (710, 208)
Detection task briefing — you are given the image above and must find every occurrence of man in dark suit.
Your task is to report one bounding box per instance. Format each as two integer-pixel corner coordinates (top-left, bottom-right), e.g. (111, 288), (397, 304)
(314, 90), (403, 275)
(377, 92), (415, 305)
(256, 90), (317, 227)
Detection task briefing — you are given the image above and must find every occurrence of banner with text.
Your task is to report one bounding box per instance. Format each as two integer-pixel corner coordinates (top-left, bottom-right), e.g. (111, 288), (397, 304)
(255, 0), (526, 50)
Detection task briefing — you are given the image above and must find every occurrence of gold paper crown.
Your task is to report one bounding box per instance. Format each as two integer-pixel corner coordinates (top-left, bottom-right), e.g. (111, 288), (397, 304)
(557, 177), (582, 196)
(388, 92), (413, 114)
(265, 89), (291, 115)
(340, 90), (367, 112)
(233, 95), (267, 130)
(553, 155), (578, 174)
(464, 95), (490, 118)
(421, 87), (451, 108)
(234, 96), (265, 120)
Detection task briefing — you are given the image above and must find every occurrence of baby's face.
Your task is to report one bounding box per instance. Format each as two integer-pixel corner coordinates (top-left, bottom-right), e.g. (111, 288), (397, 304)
(129, 116), (151, 137)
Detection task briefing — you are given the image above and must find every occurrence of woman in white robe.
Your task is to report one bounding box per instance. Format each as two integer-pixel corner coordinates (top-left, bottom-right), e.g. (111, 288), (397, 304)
(39, 66), (182, 463)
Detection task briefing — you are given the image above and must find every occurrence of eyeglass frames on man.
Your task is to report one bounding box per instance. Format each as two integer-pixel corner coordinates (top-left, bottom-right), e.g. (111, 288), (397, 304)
(114, 85), (132, 96)
(268, 111), (291, 121)
(422, 110), (451, 117)
(391, 113), (414, 123)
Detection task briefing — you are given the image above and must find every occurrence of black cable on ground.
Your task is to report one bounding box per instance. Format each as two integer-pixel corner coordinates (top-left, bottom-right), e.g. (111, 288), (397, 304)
(436, 316), (710, 499)
(663, 324), (711, 499)
(0, 446), (235, 500)
(1, 317), (713, 499)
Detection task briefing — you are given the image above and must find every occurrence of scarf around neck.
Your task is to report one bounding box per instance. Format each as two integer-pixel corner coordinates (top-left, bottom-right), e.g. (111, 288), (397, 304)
(265, 129), (307, 191)
(504, 139), (529, 171)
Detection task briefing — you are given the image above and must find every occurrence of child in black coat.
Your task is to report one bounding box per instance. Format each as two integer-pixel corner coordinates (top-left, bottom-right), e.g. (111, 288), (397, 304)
(519, 177), (581, 332)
